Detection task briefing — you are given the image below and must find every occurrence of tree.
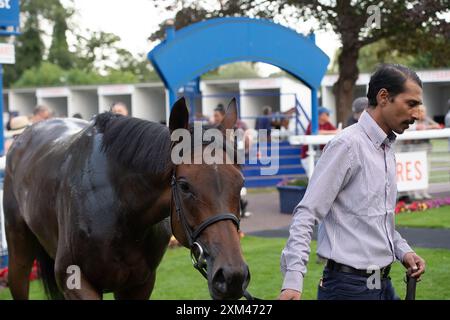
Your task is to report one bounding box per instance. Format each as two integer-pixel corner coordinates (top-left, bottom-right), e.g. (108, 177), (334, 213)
(335, 36), (450, 74)
(73, 31), (122, 72)
(150, 0), (450, 123)
(114, 51), (160, 82)
(3, 0), (73, 86)
(48, 1), (75, 69)
(202, 62), (261, 80)
(13, 62), (67, 88)
(3, 2), (44, 86)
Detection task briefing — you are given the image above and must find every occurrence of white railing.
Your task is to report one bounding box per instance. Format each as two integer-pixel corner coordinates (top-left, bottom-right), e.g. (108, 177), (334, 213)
(289, 128), (450, 178)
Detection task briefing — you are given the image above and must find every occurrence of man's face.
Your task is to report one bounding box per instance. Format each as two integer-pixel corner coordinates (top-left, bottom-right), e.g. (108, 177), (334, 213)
(112, 105), (129, 116)
(213, 111), (224, 125)
(39, 110), (51, 121)
(380, 79), (422, 134)
(318, 112), (330, 124)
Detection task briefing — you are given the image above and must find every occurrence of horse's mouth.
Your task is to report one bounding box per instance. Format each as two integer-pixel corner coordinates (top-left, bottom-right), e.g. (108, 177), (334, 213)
(208, 263), (250, 300)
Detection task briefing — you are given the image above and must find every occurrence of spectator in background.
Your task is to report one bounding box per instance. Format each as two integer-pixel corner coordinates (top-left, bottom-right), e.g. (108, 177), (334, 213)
(410, 105), (441, 131)
(31, 105), (52, 123)
(345, 97), (368, 127)
(213, 104), (226, 125)
(4, 116), (31, 153)
(213, 103), (252, 155)
(255, 106), (273, 142)
(72, 113), (83, 119)
(6, 111), (19, 131)
(300, 106), (339, 177)
(445, 99), (450, 152)
(213, 102), (249, 130)
(408, 105), (441, 200)
(110, 101), (129, 116)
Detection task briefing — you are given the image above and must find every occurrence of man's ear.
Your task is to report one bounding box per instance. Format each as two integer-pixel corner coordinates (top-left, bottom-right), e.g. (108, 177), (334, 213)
(169, 97), (189, 132)
(220, 98), (238, 131)
(377, 88), (389, 107)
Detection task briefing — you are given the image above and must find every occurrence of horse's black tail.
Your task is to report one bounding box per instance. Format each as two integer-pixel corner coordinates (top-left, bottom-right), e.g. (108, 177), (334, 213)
(35, 245), (65, 300)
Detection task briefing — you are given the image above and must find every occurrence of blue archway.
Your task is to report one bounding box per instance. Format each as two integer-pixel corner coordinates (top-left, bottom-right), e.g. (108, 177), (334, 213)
(148, 17), (330, 133)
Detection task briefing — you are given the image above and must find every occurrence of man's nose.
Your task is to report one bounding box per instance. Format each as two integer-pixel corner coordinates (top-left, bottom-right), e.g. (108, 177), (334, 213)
(411, 107), (420, 120)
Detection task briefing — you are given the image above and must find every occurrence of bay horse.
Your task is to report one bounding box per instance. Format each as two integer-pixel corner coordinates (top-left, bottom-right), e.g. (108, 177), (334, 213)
(3, 98), (250, 300)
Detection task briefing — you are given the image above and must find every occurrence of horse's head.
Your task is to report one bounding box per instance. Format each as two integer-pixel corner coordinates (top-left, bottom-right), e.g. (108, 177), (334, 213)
(168, 98), (250, 300)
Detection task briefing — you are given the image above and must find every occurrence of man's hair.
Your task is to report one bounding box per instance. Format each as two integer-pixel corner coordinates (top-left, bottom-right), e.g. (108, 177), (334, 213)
(214, 103), (225, 115)
(367, 64), (422, 108)
(447, 98), (450, 111)
(262, 106), (272, 115)
(33, 104), (51, 116)
(352, 97), (368, 113)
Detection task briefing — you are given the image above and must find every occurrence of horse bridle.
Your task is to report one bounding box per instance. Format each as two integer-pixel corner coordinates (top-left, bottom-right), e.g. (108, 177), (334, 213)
(170, 171), (256, 300)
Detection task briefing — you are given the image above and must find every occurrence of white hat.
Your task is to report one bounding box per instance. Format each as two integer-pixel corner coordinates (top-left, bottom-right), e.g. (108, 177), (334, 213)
(5, 116), (31, 138)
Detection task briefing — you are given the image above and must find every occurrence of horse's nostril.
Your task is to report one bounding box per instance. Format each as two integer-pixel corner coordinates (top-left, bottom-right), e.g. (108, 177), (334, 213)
(212, 265), (249, 299)
(212, 268), (227, 294)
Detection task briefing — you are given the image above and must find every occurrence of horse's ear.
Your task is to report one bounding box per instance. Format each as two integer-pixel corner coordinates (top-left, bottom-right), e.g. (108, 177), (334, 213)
(220, 98), (237, 131)
(169, 97), (189, 132)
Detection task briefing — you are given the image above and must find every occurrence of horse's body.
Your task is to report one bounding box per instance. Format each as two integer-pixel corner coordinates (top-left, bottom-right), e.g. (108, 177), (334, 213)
(5, 116), (172, 299)
(4, 98), (249, 300)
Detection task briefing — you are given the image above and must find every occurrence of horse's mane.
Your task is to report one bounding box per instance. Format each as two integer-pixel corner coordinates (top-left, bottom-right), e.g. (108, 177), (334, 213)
(94, 113), (239, 173)
(94, 112), (171, 174)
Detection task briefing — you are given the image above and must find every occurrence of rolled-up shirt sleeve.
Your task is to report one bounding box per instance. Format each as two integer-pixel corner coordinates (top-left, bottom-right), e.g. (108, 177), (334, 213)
(280, 138), (353, 292)
(393, 229), (414, 262)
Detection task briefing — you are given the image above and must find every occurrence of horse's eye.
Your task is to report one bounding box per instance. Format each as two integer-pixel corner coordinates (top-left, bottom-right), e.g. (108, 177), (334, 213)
(178, 181), (191, 193)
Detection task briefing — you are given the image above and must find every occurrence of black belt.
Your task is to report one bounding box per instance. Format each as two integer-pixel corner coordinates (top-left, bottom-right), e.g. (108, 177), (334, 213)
(326, 260), (391, 279)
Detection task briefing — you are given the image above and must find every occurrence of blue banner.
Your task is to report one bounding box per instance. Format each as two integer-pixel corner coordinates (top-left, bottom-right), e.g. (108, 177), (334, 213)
(0, 0), (20, 28)
(183, 78), (201, 95)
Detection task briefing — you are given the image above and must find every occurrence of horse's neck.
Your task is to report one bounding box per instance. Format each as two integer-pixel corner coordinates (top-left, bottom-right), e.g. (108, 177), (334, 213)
(117, 171), (172, 228)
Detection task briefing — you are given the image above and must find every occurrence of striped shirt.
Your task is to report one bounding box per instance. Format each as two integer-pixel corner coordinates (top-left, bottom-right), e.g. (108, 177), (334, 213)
(281, 111), (413, 292)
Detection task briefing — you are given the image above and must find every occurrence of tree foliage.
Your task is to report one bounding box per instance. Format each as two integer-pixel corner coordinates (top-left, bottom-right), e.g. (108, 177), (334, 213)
(13, 62), (142, 88)
(5, 0), (157, 88)
(48, 1), (74, 69)
(202, 62), (261, 80)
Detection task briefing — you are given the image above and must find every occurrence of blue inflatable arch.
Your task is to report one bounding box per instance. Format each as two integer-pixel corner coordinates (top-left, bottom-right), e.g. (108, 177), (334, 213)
(148, 17), (330, 133)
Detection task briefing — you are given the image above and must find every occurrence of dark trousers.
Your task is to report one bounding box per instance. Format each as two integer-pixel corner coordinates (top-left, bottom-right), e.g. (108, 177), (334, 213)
(317, 267), (400, 300)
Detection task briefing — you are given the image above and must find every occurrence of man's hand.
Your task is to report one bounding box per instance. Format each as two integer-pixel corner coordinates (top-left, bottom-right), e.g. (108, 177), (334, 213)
(278, 289), (301, 300)
(402, 252), (426, 280)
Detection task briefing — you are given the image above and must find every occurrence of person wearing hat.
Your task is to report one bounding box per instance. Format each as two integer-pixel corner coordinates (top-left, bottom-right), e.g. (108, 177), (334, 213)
(346, 97), (369, 127)
(4, 116), (31, 153)
(300, 106), (339, 177)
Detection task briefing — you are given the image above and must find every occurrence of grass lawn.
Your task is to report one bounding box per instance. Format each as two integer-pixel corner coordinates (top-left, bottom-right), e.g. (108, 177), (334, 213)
(1, 236), (449, 300)
(395, 206), (450, 229)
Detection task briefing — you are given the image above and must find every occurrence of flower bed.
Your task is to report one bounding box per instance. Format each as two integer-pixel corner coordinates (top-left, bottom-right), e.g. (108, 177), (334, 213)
(395, 197), (450, 214)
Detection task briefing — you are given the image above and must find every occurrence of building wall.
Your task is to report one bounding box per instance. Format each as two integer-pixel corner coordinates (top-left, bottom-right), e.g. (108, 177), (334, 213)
(423, 83), (441, 118)
(4, 71), (449, 129)
(70, 90), (99, 120)
(133, 87), (165, 122)
(9, 91), (37, 116)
